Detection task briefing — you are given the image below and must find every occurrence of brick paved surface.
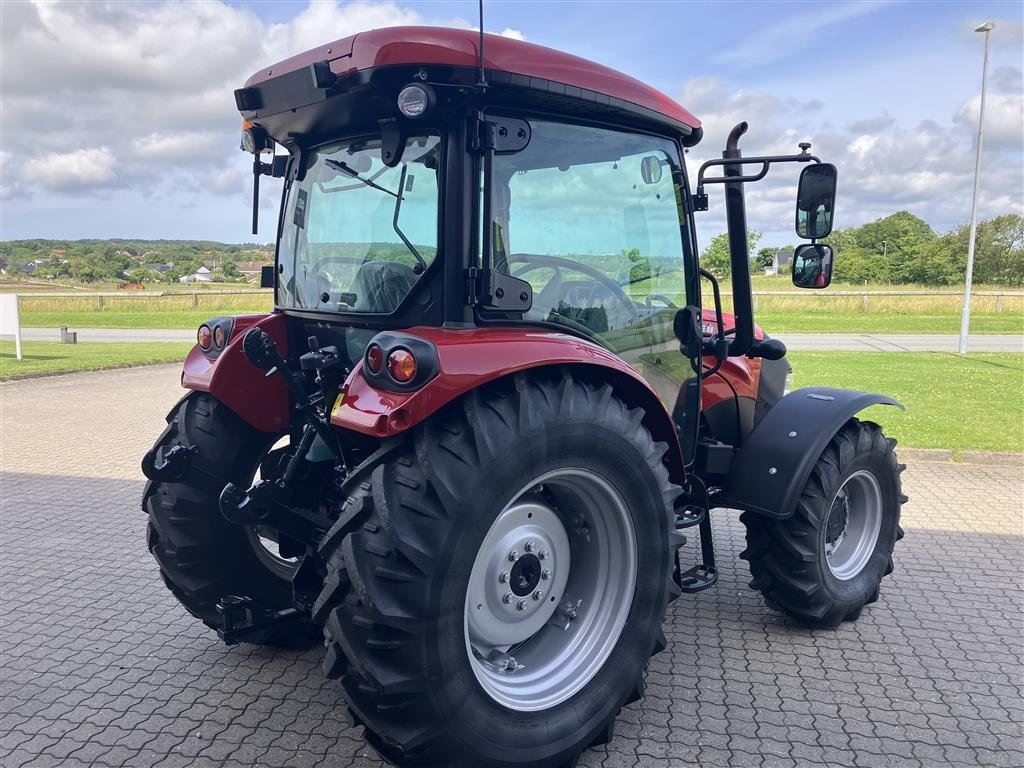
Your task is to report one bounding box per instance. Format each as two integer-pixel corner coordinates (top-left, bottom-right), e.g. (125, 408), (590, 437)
(1, 365), (1022, 768)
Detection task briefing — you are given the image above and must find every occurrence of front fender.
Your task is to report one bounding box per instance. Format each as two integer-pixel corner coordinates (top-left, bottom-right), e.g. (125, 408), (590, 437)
(717, 387), (903, 519)
(331, 326), (685, 478)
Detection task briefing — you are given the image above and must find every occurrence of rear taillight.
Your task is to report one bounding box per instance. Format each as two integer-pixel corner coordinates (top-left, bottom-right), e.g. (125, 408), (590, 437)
(365, 343), (384, 375)
(212, 324), (227, 349)
(387, 349), (417, 383)
(197, 325), (212, 351)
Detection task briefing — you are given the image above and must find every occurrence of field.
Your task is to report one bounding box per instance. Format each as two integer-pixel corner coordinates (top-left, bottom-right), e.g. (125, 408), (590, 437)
(7, 276), (1021, 333)
(788, 352), (1024, 453)
(0, 340), (191, 380)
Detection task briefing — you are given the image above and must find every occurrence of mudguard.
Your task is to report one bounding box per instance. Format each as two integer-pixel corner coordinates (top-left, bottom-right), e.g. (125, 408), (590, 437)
(716, 387), (903, 519)
(331, 326), (685, 476)
(181, 313), (290, 433)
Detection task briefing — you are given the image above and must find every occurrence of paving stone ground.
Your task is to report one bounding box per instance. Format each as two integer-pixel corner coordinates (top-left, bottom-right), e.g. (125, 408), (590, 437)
(1, 365), (1021, 768)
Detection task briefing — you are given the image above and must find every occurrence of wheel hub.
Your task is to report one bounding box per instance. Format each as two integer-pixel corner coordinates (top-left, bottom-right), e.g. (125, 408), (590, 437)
(824, 470), (883, 580)
(466, 500), (569, 650)
(510, 553), (543, 597)
(464, 468), (637, 712)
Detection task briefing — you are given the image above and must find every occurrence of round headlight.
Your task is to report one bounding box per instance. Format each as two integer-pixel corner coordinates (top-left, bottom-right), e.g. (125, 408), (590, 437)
(397, 84), (432, 118)
(240, 128), (258, 154)
(212, 324), (227, 349)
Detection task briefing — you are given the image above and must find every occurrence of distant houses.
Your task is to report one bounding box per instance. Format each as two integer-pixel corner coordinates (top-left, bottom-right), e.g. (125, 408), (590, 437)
(764, 248), (793, 276)
(179, 266), (213, 283)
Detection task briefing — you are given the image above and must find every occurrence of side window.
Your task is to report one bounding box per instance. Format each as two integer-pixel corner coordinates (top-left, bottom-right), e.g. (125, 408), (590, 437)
(492, 121), (688, 352)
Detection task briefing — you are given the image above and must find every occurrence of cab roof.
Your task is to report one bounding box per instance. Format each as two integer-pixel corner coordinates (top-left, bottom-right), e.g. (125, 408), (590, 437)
(244, 26), (700, 133)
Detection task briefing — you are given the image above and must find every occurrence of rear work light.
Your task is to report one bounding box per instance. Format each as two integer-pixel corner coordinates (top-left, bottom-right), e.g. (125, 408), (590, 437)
(387, 349), (417, 383)
(365, 343), (384, 375)
(197, 325), (213, 351)
(397, 83), (434, 118)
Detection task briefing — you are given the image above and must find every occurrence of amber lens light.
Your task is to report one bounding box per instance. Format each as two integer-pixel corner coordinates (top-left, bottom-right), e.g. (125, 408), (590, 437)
(197, 325), (212, 350)
(387, 349), (417, 382)
(365, 343), (384, 374)
(212, 325), (227, 349)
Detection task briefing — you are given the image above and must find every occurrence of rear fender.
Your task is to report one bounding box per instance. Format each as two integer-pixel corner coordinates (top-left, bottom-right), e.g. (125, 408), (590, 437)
(717, 387), (903, 519)
(332, 326), (685, 479)
(181, 313), (290, 433)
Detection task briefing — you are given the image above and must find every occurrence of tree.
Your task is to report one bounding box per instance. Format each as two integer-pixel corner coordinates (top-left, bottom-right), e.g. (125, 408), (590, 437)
(217, 261), (242, 282)
(700, 229), (762, 280)
(854, 211), (936, 282)
(622, 247), (651, 284)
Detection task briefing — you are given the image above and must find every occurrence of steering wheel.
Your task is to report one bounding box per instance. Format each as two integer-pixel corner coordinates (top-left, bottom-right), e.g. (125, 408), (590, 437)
(509, 254), (640, 327)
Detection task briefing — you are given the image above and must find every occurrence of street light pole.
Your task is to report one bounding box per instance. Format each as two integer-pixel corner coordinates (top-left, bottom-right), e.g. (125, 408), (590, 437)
(959, 21), (995, 355)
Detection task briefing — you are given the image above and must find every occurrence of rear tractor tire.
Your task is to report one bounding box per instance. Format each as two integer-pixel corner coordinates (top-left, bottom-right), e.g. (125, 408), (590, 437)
(741, 418), (907, 628)
(313, 371), (684, 768)
(142, 393), (318, 648)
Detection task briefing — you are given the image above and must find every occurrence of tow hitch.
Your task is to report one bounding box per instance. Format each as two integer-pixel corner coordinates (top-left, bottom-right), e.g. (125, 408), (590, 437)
(216, 595), (304, 646)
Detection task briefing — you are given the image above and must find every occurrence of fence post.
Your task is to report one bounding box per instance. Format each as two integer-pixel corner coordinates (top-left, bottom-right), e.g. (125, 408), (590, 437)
(861, 292), (869, 311)
(192, 293), (198, 309)
(96, 295), (104, 309)
(996, 294), (1004, 312)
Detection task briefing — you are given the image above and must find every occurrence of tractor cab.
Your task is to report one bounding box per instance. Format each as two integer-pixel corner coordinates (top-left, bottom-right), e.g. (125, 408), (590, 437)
(144, 25), (905, 768)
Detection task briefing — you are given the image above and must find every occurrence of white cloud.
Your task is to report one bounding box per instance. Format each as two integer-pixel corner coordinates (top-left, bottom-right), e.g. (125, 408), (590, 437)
(0, 0), (488, 204)
(22, 147), (118, 191)
(132, 131), (224, 163)
(680, 76), (1024, 246)
(711, 1), (893, 69)
(954, 92), (1024, 148)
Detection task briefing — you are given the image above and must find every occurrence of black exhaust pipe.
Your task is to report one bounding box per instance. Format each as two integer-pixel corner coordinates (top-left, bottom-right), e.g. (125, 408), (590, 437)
(723, 122), (755, 357)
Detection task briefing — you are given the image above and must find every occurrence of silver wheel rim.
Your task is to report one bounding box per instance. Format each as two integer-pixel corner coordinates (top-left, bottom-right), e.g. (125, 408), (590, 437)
(824, 470), (883, 580)
(464, 468), (637, 712)
(245, 525), (300, 580)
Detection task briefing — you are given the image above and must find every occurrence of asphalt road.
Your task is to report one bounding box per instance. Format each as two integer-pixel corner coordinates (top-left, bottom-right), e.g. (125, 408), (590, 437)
(15, 326), (1024, 352)
(1, 364), (1021, 768)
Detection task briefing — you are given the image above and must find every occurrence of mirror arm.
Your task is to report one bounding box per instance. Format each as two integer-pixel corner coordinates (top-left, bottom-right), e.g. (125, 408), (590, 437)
(697, 268), (728, 380)
(697, 152), (820, 189)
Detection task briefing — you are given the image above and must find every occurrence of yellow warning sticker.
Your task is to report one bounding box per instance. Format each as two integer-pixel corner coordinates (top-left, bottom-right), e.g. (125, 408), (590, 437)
(331, 391), (346, 417)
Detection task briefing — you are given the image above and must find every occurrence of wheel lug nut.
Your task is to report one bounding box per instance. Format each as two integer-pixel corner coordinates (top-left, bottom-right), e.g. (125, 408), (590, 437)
(503, 593), (514, 604)
(541, 569), (551, 580)
(499, 572), (510, 583)
(539, 549), (550, 561)
(533, 590), (543, 601)
(508, 550), (519, 562)
(525, 541), (536, 553)
(517, 600), (528, 611)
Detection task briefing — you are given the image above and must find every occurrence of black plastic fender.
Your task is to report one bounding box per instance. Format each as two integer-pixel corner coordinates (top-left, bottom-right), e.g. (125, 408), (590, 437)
(717, 387), (903, 519)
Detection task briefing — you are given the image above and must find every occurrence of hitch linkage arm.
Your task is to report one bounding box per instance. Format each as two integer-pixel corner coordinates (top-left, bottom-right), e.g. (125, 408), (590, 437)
(218, 328), (344, 544)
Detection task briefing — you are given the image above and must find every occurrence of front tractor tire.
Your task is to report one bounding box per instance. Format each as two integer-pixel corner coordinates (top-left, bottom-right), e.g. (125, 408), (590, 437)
(313, 372), (684, 768)
(741, 418), (907, 628)
(142, 393), (317, 648)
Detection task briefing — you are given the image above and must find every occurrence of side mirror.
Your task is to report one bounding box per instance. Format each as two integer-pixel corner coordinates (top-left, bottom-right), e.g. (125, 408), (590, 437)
(792, 243), (834, 289)
(673, 305), (703, 359)
(260, 265), (276, 289)
(795, 163), (837, 239)
(640, 155), (663, 184)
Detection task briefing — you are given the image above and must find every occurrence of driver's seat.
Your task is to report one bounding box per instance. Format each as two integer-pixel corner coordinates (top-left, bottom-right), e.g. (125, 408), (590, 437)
(350, 261), (417, 314)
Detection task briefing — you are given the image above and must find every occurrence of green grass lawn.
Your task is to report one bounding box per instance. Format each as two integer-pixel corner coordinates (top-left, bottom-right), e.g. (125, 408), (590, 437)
(788, 352), (1024, 452)
(0, 340), (192, 380)
(756, 308), (1023, 334)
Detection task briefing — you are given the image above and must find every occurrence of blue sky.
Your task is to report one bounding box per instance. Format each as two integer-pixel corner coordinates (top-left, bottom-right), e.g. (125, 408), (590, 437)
(1, 0), (1021, 249)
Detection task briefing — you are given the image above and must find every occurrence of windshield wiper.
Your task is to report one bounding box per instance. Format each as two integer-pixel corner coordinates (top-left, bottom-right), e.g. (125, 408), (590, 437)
(324, 158), (426, 275)
(325, 159), (399, 197)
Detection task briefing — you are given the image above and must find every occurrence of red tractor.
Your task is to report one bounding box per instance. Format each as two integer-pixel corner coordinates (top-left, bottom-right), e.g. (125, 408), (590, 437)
(142, 26), (905, 768)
